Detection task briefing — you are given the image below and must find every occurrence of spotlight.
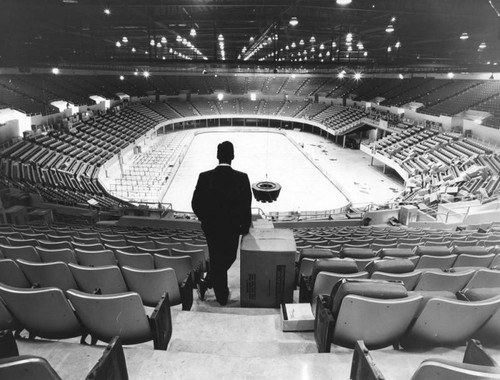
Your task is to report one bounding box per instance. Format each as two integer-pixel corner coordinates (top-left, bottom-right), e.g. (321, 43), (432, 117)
(289, 17), (298, 26)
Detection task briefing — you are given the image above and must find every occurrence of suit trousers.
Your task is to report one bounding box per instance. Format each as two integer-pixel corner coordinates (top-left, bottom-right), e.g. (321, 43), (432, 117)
(203, 225), (240, 303)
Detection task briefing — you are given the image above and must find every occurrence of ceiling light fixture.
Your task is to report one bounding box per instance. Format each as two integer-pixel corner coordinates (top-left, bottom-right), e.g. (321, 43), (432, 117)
(336, 0), (352, 5)
(289, 17), (299, 26)
(190, 28), (196, 37)
(460, 32), (469, 40)
(385, 24), (394, 33)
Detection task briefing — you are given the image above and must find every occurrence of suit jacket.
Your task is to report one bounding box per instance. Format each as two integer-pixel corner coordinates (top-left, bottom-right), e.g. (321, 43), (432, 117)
(192, 165), (252, 234)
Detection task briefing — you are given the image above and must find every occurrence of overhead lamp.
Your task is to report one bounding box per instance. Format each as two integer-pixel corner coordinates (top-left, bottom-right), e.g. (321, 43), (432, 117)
(460, 32), (469, 40)
(395, 41), (401, 48)
(103, 8), (111, 15)
(122, 36), (128, 43)
(156, 42), (162, 48)
(143, 71), (150, 78)
(346, 33), (353, 42)
(51, 67), (60, 75)
(447, 72), (454, 78)
(387, 46), (392, 52)
(119, 75), (124, 80)
(319, 43), (325, 50)
(391, 16), (397, 22)
(385, 24), (394, 33)
(291, 42), (296, 48)
(150, 39), (155, 46)
(332, 41), (337, 48)
(399, 74), (404, 80)
(299, 39), (304, 46)
(354, 72), (362, 80)
(289, 16), (299, 26)
(347, 46), (352, 51)
(218, 34), (224, 41)
(363, 51), (368, 56)
(190, 28), (196, 37)
(336, 0), (352, 4)
(249, 36), (255, 43)
(356, 41), (364, 50)
(115, 41), (121, 47)
(338, 70), (345, 79)
(161, 36), (167, 44)
(326, 51), (331, 56)
(176, 35), (182, 42)
(310, 36), (316, 43)
(285, 45), (289, 50)
(479, 42), (487, 49)
(131, 47), (136, 53)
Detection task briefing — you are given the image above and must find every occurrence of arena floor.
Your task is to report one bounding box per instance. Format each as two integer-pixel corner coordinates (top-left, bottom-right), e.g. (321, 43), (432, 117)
(162, 127), (404, 215)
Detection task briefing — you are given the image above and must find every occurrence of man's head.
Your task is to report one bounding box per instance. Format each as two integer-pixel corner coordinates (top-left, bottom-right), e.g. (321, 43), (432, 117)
(217, 141), (234, 164)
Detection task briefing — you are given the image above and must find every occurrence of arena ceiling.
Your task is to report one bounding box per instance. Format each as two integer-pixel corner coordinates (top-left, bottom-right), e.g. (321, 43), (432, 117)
(2, 0), (500, 68)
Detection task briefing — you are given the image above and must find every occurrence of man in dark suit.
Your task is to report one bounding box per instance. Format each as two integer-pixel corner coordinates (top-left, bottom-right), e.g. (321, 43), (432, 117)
(191, 141), (252, 305)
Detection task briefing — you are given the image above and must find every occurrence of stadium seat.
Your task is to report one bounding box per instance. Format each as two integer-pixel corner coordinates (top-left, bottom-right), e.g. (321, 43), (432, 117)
(414, 254), (457, 270)
(115, 249), (154, 270)
(74, 249), (117, 267)
(0, 356), (62, 380)
(68, 263), (128, 294)
(410, 359), (500, 379)
(0, 283), (84, 339)
(66, 289), (172, 349)
(16, 259), (77, 292)
(37, 240), (73, 250)
(0, 245), (40, 262)
(35, 247), (77, 264)
(0, 259), (30, 287)
(121, 266), (192, 310)
(465, 268), (500, 289)
(153, 254), (194, 286)
(400, 295), (500, 349)
(412, 269), (475, 292)
(314, 279), (422, 351)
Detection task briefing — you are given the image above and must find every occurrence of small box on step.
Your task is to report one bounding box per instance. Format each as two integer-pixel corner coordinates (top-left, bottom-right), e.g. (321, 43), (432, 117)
(281, 303), (315, 332)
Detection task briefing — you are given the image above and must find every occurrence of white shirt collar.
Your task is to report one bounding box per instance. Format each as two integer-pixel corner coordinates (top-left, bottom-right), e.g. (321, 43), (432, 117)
(217, 163), (231, 167)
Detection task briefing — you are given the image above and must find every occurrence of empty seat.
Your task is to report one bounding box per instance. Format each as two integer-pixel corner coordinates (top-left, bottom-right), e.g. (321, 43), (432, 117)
(0, 283), (83, 339)
(68, 263), (128, 294)
(453, 253), (495, 268)
(0, 245), (40, 262)
(66, 289), (171, 349)
(154, 254), (193, 286)
(37, 240), (73, 250)
(16, 259), (77, 292)
(411, 359), (500, 379)
(0, 259), (30, 287)
(413, 269), (475, 293)
(7, 238), (38, 247)
(415, 254), (457, 270)
(71, 242), (105, 252)
(0, 355), (62, 380)
(115, 250), (154, 270)
(35, 247), (77, 264)
(400, 295), (500, 349)
(465, 269), (500, 289)
(122, 266), (191, 310)
(314, 279), (422, 351)
(75, 249), (117, 267)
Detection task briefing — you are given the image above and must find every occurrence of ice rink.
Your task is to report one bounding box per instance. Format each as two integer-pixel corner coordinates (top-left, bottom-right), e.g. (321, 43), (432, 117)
(162, 128), (351, 215)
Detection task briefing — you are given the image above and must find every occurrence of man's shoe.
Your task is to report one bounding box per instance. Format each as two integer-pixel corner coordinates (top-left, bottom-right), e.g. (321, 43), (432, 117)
(197, 279), (208, 301)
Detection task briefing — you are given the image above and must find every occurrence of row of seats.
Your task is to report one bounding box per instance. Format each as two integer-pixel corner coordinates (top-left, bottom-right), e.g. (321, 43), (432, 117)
(313, 277), (500, 352)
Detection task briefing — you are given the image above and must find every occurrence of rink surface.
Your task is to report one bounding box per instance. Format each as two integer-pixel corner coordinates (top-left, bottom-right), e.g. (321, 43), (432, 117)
(163, 128), (349, 215)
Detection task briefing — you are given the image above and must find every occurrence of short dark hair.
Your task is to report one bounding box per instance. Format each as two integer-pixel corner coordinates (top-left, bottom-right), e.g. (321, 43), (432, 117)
(217, 141), (234, 162)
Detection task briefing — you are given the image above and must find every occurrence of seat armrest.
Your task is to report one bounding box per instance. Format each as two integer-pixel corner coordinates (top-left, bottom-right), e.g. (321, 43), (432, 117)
(149, 292), (172, 351)
(180, 272), (194, 311)
(314, 296), (335, 353)
(299, 275), (314, 303)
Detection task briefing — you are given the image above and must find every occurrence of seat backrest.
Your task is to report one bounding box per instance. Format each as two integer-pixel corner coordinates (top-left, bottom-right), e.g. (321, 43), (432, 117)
(7, 238), (38, 247)
(311, 258), (359, 281)
(153, 254), (192, 284)
(0, 259), (30, 287)
(121, 266), (180, 306)
(0, 355), (62, 380)
(300, 248), (336, 261)
(68, 263), (128, 294)
(413, 269), (475, 292)
(115, 250), (154, 270)
(136, 247), (170, 256)
(0, 283), (83, 339)
(84, 337), (129, 380)
(411, 359), (500, 380)
(378, 248), (414, 258)
(466, 269), (500, 289)
(0, 244), (40, 262)
(36, 247), (77, 264)
(38, 240), (73, 251)
(72, 242), (105, 252)
(413, 246), (451, 257)
(127, 240), (156, 251)
(364, 259), (415, 276)
(453, 253), (495, 268)
(339, 247), (376, 259)
(370, 271), (422, 291)
(75, 249), (117, 267)
(451, 246), (490, 256)
(155, 241), (184, 250)
(17, 259), (78, 292)
(415, 254), (457, 270)
(104, 244), (136, 254)
(330, 279), (408, 318)
(170, 248), (205, 271)
(66, 289), (152, 345)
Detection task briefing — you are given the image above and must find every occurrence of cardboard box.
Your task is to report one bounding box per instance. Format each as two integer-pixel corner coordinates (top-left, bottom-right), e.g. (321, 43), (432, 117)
(240, 228), (296, 308)
(281, 303), (315, 332)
